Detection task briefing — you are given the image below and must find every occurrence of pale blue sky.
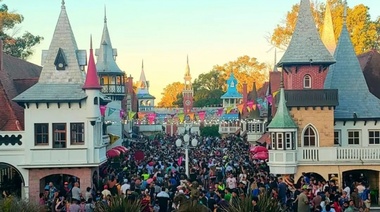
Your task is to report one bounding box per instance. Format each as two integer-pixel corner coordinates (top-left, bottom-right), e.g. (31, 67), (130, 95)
(4, 0), (380, 102)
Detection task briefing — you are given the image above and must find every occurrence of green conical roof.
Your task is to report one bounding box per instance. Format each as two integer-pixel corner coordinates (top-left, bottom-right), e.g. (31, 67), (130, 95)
(268, 87), (297, 129)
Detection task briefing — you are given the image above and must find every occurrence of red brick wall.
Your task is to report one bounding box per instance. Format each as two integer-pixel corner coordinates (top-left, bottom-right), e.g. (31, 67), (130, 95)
(283, 66), (329, 90)
(29, 168), (93, 201)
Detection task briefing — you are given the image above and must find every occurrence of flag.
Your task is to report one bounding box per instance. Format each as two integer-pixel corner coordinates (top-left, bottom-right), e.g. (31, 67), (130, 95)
(108, 108), (117, 116)
(237, 104), (244, 114)
(109, 133), (120, 144)
(100, 106), (107, 116)
(128, 111), (136, 120)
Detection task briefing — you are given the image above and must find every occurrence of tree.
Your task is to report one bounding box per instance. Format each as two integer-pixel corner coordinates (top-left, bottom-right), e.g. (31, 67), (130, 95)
(270, 0), (380, 54)
(0, 1), (43, 59)
(192, 69), (224, 107)
(158, 82), (184, 108)
(213, 55), (268, 93)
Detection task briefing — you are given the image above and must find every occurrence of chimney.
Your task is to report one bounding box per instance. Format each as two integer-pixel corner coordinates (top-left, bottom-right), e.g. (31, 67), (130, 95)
(0, 40), (3, 71)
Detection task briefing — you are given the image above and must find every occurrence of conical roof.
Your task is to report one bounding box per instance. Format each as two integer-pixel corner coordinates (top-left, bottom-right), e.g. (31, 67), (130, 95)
(247, 82), (260, 119)
(83, 36), (102, 90)
(14, 1), (87, 102)
(221, 73), (242, 99)
(278, 0), (335, 66)
(324, 24), (380, 119)
(321, 1), (336, 55)
(95, 7), (123, 74)
(268, 79), (297, 129)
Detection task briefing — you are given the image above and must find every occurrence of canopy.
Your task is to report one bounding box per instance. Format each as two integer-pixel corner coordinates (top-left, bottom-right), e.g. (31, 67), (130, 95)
(107, 149), (121, 158)
(250, 146), (268, 154)
(252, 151), (268, 160)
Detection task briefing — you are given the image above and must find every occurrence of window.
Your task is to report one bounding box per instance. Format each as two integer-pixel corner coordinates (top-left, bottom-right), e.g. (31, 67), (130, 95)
(53, 123), (67, 148)
(303, 126), (317, 147)
(285, 133), (292, 150)
(303, 75), (311, 89)
(277, 133), (283, 150)
(334, 130), (341, 146)
(71, 123), (85, 145)
(230, 81), (235, 87)
(271, 133), (276, 150)
(368, 130), (380, 144)
(348, 130), (360, 145)
(255, 124), (262, 133)
(35, 123), (49, 145)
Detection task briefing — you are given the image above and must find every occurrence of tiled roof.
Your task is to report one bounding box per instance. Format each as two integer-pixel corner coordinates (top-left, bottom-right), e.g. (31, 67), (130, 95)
(95, 10), (123, 74)
(357, 50), (380, 99)
(0, 53), (41, 131)
(221, 73), (242, 99)
(321, 2), (336, 55)
(137, 93), (156, 100)
(14, 2), (86, 103)
(324, 25), (380, 119)
(278, 0), (335, 66)
(268, 88), (297, 129)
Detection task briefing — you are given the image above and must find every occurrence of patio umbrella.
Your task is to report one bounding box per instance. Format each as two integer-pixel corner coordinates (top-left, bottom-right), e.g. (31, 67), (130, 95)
(252, 151), (268, 160)
(107, 149), (121, 158)
(250, 146), (268, 154)
(113, 146), (126, 153)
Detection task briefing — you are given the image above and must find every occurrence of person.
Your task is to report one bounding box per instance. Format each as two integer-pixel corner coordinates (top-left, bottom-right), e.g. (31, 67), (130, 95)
(297, 188), (310, 212)
(69, 198), (81, 212)
(252, 196), (260, 212)
(85, 187), (92, 201)
(85, 198), (95, 212)
(156, 187), (170, 212)
(101, 185), (111, 197)
(71, 182), (82, 202)
(55, 196), (66, 212)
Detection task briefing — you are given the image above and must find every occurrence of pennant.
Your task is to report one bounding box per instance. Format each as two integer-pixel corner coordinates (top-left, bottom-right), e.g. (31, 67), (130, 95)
(217, 108), (224, 116)
(257, 104), (262, 110)
(119, 110), (125, 119)
(273, 91), (279, 97)
(128, 111), (136, 120)
(148, 113), (156, 124)
(188, 113), (195, 121)
(237, 104), (244, 114)
(246, 106), (251, 112)
(178, 113), (185, 122)
(266, 94), (273, 106)
(198, 111), (206, 121)
(108, 108), (117, 116)
(109, 133), (120, 144)
(138, 112), (145, 120)
(247, 101), (254, 108)
(252, 104), (257, 111)
(100, 105), (107, 117)
(226, 106), (233, 114)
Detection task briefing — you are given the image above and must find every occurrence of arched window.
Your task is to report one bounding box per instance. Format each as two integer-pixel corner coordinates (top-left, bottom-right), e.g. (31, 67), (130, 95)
(303, 125), (317, 147)
(93, 97), (98, 105)
(303, 75), (311, 89)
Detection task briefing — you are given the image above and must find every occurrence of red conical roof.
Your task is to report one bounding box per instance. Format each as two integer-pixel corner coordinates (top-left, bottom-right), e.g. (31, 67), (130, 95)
(83, 36), (102, 90)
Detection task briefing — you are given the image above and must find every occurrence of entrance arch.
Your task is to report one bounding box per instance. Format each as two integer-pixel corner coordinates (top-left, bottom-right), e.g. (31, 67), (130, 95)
(0, 162), (24, 197)
(296, 172), (326, 186)
(342, 169), (378, 188)
(40, 174), (80, 198)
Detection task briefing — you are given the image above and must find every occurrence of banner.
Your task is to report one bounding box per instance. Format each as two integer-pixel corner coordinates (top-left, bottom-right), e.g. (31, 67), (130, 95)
(198, 111), (206, 121)
(100, 105), (106, 117)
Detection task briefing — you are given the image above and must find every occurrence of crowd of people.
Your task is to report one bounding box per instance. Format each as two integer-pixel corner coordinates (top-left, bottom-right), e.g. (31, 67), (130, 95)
(36, 132), (377, 212)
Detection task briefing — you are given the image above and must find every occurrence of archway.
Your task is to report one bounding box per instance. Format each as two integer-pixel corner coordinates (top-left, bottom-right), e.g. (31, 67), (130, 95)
(40, 174), (80, 198)
(0, 162), (24, 198)
(296, 172), (326, 187)
(343, 169), (379, 205)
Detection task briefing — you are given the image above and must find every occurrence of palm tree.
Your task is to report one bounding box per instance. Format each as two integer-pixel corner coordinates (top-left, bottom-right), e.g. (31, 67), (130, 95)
(95, 195), (142, 212)
(223, 194), (283, 212)
(0, 197), (45, 212)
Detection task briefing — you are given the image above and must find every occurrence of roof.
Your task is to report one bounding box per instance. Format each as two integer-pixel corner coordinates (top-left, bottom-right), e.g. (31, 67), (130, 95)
(83, 38), (102, 90)
(95, 8), (123, 74)
(0, 53), (42, 131)
(220, 113), (239, 121)
(247, 82), (260, 119)
(221, 73), (242, 99)
(14, 1), (86, 103)
(277, 0), (335, 66)
(136, 93), (156, 100)
(184, 55), (191, 78)
(284, 89), (338, 107)
(324, 24), (380, 119)
(357, 49), (380, 99)
(137, 61), (154, 98)
(321, 2), (336, 55)
(268, 87), (297, 129)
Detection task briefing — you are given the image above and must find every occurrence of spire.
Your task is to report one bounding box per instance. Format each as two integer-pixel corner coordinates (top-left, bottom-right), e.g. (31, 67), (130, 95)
(185, 55), (191, 77)
(248, 82), (260, 119)
(324, 1), (380, 119)
(267, 72), (297, 129)
(137, 59), (148, 94)
(83, 35), (102, 90)
(37, 0), (83, 84)
(343, 0), (347, 24)
(277, 0), (335, 67)
(273, 48), (278, 72)
(321, 1), (336, 55)
(95, 5), (123, 73)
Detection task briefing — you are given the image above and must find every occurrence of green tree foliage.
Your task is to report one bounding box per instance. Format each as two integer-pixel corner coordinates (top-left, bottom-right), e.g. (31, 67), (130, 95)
(0, 197), (45, 212)
(0, 1), (43, 59)
(223, 194), (283, 212)
(95, 195), (142, 212)
(270, 0), (380, 54)
(199, 125), (220, 137)
(157, 82), (184, 108)
(193, 69), (224, 107)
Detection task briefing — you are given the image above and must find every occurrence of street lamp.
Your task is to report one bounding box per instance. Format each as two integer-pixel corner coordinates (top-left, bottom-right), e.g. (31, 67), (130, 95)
(176, 133), (198, 177)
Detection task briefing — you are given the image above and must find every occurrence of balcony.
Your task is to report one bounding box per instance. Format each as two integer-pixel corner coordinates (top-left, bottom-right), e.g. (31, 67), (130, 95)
(101, 85), (125, 94)
(219, 126), (240, 134)
(298, 147), (380, 164)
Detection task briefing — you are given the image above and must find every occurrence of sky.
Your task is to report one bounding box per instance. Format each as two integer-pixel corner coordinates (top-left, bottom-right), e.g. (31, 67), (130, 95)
(4, 0), (380, 103)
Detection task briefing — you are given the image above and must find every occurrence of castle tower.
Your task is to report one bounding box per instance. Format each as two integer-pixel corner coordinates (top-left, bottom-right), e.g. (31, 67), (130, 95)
(95, 6), (125, 101)
(183, 55), (193, 114)
(277, 0), (335, 90)
(136, 60), (155, 112)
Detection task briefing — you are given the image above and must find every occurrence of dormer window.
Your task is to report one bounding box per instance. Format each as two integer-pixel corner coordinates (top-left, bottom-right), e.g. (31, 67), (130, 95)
(54, 48), (68, 71)
(303, 75), (311, 89)
(230, 81), (235, 87)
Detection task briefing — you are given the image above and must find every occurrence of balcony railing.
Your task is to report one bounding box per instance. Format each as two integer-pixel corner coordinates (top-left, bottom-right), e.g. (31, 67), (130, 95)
(101, 85), (125, 94)
(298, 147), (380, 162)
(219, 126), (240, 134)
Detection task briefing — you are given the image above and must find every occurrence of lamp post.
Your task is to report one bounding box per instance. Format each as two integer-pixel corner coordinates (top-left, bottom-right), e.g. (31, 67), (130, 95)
(176, 133), (198, 177)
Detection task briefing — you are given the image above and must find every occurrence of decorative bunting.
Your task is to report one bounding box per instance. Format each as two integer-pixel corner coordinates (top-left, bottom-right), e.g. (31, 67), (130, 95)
(119, 110), (125, 119)
(128, 111), (136, 121)
(198, 111), (206, 121)
(178, 113), (185, 122)
(188, 113), (195, 121)
(273, 91), (279, 97)
(138, 112), (145, 119)
(226, 106), (233, 114)
(217, 108), (224, 116)
(252, 104), (257, 111)
(100, 105), (106, 117)
(108, 108), (117, 116)
(266, 94), (273, 106)
(237, 104), (244, 114)
(246, 106), (251, 112)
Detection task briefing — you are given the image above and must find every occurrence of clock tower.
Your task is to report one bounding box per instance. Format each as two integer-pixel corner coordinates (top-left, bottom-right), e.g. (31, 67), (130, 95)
(183, 56), (193, 114)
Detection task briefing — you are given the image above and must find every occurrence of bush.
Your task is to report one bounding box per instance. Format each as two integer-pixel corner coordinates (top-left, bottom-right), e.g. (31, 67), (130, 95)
(0, 197), (45, 212)
(94, 195), (142, 212)
(200, 125), (220, 137)
(223, 194), (283, 212)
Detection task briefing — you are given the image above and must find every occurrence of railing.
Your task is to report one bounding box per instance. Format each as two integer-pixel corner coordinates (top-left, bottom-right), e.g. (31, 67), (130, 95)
(219, 126), (240, 134)
(101, 85), (125, 94)
(298, 147), (380, 162)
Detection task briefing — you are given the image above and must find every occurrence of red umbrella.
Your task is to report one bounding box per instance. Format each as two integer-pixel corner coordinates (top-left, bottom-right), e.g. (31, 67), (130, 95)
(250, 146), (268, 154)
(113, 146), (126, 153)
(107, 149), (121, 158)
(252, 151), (268, 160)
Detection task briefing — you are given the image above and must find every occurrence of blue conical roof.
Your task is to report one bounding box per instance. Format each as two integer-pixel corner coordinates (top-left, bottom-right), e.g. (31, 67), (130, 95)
(324, 24), (380, 119)
(221, 73), (242, 99)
